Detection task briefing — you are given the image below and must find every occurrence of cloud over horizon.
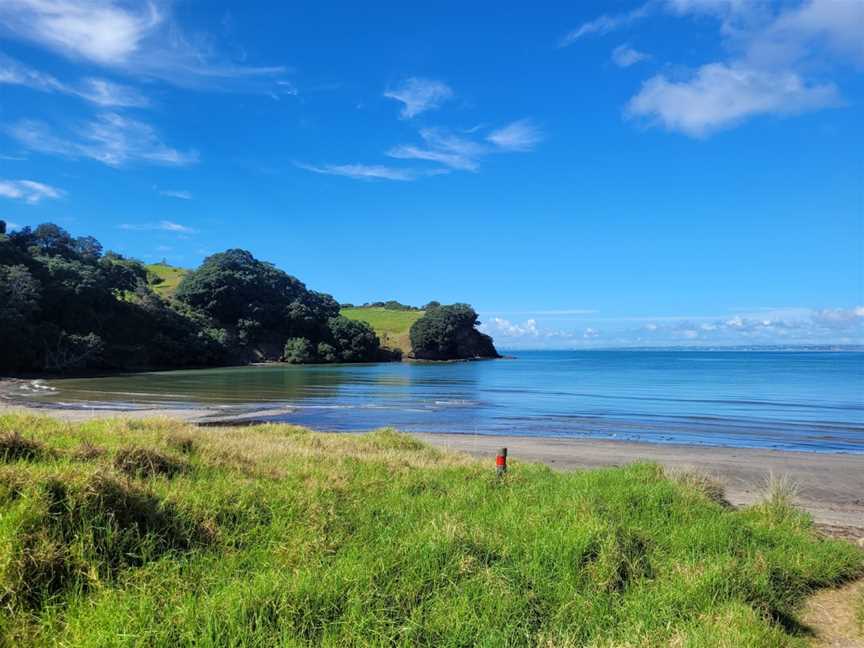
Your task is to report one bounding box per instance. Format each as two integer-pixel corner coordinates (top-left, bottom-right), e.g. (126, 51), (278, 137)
(481, 307), (864, 349)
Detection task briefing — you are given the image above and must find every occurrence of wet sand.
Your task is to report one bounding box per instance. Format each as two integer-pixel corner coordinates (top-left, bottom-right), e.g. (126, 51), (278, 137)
(2, 386), (862, 532)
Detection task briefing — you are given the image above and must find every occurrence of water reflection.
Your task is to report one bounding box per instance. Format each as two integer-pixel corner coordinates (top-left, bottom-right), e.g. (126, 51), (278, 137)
(20, 351), (864, 453)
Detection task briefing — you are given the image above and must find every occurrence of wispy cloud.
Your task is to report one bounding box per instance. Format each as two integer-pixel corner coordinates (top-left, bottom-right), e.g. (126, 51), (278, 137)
(387, 120), (543, 174)
(158, 189), (192, 200)
(486, 119), (543, 152)
(626, 63), (840, 137)
(295, 162), (430, 181)
(118, 220), (196, 233)
(0, 179), (64, 204)
(388, 128), (486, 171)
(0, 0), (288, 91)
(559, 4), (651, 46)
(7, 112), (198, 167)
(384, 77), (454, 119)
(0, 53), (148, 106)
(611, 44), (650, 68)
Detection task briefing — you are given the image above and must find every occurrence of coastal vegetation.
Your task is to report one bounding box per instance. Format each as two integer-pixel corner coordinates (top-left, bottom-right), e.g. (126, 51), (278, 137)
(340, 306), (425, 354)
(859, 588), (864, 631)
(0, 223), (494, 372)
(0, 413), (860, 646)
(145, 262), (189, 299)
(410, 303), (500, 360)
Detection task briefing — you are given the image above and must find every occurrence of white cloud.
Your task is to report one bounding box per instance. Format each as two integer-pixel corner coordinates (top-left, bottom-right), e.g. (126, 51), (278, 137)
(0, 0), (287, 90)
(560, 4), (651, 46)
(0, 179), (64, 204)
(75, 77), (149, 107)
(487, 119), (543, 151)
(479, 306), (864, 349)
(387, 144), (478, 172)
(295, 162), (427, 182)
(119, 220), (196, 233)
(748, 0), (864, 68)
(384, 77), (454, 118)
(611, 44), (650, 68)
(7, 112), (198, 167)
(569, 1), (860, 137)
(0, 54), (149, 106)
(481, 317), (540, 338)
(626, 62), (840, 137)
(159, 189), (192, 200)
(386, 121), (543, 174)
(388, 128), (486, 171)
(812, 306), (864, 329)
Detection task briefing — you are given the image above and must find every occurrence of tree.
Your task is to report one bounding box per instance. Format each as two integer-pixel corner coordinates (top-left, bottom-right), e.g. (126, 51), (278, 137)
(0, 265), (41, 370)
(327, 316), (380, 362)
(409, 303), (499, 360)
(283, 337), (316, 364)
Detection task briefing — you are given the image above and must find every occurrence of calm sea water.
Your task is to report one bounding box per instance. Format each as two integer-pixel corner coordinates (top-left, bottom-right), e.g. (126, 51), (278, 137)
(15, 351), (864, 453)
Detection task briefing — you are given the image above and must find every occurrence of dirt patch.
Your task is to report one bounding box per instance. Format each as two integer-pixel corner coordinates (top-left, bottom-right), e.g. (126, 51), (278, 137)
(802, 579), (864, 648)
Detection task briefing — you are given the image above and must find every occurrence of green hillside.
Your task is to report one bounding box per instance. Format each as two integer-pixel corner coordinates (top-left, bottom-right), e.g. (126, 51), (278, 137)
(146, 262), (189, 299)
(340, 307), (424, 353)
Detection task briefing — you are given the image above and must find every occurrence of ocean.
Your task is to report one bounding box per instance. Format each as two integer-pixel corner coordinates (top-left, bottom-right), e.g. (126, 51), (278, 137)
(15, 350), (864, 453)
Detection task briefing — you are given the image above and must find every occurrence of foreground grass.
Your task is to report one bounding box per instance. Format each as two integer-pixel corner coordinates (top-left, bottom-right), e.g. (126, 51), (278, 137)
(0, 414), (861, 647)
(340, 307), (424, 354)
(859, 587), (864, 633)
(145, 262), (190, 299)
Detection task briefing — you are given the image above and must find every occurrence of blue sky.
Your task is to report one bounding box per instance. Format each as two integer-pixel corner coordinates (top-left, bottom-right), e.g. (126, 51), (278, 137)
(0, 0), (862, 348)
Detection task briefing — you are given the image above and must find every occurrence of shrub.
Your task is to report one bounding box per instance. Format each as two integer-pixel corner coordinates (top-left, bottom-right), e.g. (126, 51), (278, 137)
(410, 303), (499, 360)
(326, 316), (380, 362)
(283, 337), (317, 364)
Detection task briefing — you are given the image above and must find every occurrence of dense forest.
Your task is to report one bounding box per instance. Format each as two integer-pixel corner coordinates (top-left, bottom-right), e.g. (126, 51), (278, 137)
(0, 222), (498, 373)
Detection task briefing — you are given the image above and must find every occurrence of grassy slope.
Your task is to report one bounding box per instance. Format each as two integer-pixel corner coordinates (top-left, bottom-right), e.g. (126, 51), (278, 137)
(340, 307), (424, 353)
(1, 415), (862, 647)
(146, 263), (189, 299)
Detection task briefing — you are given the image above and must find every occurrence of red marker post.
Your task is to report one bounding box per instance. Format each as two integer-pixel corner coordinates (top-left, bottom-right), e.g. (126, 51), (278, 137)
(496, 447), (508, 477)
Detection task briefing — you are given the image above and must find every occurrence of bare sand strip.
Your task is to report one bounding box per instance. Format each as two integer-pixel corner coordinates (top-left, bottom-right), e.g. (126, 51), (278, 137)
(414, 433), (864, 532)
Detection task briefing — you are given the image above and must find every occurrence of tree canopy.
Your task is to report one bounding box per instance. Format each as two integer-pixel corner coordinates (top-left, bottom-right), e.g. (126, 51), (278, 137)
(0, 224), (494, 372)
(0, 224), (225, 372)
(0, 226), (398, 373)
(409, 304), (500, 360)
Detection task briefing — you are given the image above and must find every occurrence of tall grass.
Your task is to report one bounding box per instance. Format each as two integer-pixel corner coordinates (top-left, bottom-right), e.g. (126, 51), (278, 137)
(0, 413), (861, 647)
(858, 587), (864, 634)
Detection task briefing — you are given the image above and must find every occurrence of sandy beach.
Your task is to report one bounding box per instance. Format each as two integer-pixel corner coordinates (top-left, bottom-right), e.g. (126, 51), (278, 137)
(2, 387), (862, 533)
